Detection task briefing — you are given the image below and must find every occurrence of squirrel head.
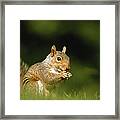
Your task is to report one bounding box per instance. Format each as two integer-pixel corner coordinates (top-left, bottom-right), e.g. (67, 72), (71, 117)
(44, 45), (70, 72)
(50, 45), (70, 72)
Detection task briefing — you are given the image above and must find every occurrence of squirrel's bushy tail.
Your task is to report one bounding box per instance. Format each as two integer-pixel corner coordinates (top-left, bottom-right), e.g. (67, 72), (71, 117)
(20, 60), (29, 85)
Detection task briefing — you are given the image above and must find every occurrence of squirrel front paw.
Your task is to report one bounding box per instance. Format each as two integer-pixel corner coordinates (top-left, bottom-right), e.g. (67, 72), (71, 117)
(61, 71), (72, 79)
(67, 72), (72, 78)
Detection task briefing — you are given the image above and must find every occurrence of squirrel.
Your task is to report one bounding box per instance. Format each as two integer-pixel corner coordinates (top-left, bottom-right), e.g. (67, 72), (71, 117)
(20, 45), (72, 96)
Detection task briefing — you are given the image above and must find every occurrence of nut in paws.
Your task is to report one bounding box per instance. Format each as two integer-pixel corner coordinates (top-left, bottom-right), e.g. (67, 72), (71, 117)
(62, 71), (72, 79)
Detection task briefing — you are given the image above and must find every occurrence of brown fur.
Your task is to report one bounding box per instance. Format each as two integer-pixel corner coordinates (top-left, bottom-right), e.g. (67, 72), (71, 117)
(21, 45), (72, 96)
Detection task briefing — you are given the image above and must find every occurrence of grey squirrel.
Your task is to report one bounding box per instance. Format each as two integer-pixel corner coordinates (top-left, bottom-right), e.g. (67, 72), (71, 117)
(20, 45), (72, 96)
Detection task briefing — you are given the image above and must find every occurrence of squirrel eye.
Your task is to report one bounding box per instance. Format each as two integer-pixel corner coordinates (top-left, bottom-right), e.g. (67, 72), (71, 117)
(56, 56), (62, 62)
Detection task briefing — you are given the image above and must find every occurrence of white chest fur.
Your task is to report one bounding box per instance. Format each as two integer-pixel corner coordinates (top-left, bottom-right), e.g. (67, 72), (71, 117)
(49, 68), (60, 74)
(37, 80), (44, 93)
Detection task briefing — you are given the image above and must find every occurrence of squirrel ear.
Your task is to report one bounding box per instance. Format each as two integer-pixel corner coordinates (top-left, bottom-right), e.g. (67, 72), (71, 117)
(51, 45), (56, 57)
(62, 46), (66, 53)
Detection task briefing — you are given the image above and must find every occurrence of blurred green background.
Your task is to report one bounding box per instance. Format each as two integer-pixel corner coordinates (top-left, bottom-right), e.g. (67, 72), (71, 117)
(20, 20), (100, 100)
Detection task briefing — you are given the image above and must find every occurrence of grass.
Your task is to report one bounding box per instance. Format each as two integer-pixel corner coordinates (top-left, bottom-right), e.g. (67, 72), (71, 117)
(21, 91), (99, 100)
(21, 82), (100, 100)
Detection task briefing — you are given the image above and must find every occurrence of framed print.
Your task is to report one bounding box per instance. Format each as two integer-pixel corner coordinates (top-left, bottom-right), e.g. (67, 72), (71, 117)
(0, 0), (120, 119)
